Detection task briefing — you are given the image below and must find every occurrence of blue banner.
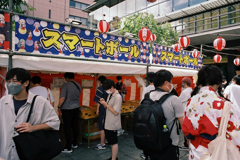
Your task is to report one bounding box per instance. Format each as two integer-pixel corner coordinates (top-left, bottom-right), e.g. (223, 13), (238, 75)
(14, 15), (202, 69)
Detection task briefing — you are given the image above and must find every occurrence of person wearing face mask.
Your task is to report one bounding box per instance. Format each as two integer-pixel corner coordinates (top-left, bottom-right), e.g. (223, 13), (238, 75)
(141, 72), (155, 101)
(99, 79), (122, 160)
(94, 76), (108, 150)
(147, 69), (184, 159)
(182, 65), (240, 160)
(0, 68), (60, 160)
(178, 77), (193, 151)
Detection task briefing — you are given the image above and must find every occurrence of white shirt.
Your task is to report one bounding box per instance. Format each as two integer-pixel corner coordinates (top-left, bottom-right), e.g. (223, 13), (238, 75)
(179, 87), (193, 108)
(0, 92), (60, 160)
(29, 86), (54, 103)
(141, 85), (155, 100)
(224, 84), (240, 109)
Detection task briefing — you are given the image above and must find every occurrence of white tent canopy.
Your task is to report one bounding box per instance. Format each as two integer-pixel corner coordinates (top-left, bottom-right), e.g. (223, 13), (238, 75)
(0, 54), (198, 76)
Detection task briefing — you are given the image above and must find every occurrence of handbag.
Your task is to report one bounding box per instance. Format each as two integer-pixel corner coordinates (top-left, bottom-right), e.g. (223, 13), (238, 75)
(13, 95), (63, 160)
(200, 101), (240, 160)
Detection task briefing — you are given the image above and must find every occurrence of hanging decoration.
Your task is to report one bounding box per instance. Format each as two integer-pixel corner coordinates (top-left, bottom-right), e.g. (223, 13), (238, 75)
(172, 43), (181, 52)
(150, 34), (156, 42)
(147, 0), (157, 2)
(213, 37), (226, 51)
(97, 15), (109, 34)
(234, 58), (240, 66)
(138, 27), (151, 42)
(192, 49), (199, 58)
(213, 54), (222, 63)
(179, 36), (190, 48)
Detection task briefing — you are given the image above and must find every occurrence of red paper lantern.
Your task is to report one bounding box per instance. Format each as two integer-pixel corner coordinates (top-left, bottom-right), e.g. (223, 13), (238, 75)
(179, 36), (190, 48)
(192, 49), (199, 58)
(172, 43), (181, 52)
(150, 34), (156, 42)
(213, 37), (226, 51)
(138, 27), (151, 42)
(97, 20), (109, 33)
(234, 58), (240, 66)
(147, 0), (156, 2)
(213, 54), (222, 63)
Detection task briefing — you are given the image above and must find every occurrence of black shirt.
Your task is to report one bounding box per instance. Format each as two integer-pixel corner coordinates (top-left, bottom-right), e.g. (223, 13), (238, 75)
(13, 97), (27, 115)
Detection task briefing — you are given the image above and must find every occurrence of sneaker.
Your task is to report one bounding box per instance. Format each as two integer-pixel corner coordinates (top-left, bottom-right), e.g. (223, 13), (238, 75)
(72, 144), (78, 149)
(106, 157), (118, 160)
(140, 153), (146, 159)
(179, 146), (189, 151)
(95, 144), (106, 150)
(62, 148), (73, 153)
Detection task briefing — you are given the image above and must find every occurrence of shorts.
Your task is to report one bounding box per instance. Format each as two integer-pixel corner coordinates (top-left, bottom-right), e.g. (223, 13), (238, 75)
(104, 129), (118, 145)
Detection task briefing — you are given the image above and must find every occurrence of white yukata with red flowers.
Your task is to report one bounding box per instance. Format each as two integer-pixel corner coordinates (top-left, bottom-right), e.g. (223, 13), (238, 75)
(182, 86), (240, 160)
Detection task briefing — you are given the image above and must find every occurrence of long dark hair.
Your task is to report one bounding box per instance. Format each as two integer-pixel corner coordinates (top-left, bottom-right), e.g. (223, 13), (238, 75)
(191, 65), (225, 98)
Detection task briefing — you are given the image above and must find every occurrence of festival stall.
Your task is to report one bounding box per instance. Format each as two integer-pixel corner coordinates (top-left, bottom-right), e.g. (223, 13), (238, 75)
(0, 12), (202, 145)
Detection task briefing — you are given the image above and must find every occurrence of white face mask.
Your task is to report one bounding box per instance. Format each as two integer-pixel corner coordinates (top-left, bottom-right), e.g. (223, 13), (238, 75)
(106, 89), (112, 94)
(166, 82), (173, 93)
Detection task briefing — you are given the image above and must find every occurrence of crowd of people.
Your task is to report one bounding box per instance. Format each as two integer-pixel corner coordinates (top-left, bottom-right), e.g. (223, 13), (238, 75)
(0, 66), (240, 160)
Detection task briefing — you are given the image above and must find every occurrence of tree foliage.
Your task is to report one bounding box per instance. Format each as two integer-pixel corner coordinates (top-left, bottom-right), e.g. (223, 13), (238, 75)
(119, 12), (178, 46)
(0, 0), (35, 14)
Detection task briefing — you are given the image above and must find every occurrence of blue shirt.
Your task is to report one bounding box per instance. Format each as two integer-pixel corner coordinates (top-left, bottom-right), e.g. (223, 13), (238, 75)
(94, 86), (108, 112)
(13, 97), (27, 115)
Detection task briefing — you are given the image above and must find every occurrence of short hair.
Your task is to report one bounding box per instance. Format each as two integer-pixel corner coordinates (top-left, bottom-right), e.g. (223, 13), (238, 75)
(98, 76), (106, 84)
(31, 76), (41, 84)
(6, 68), (31, 92)
(102, 79), (116, 90)
(153, 70), (173, 88)
(233, 75), (240, 85)
(145, 72), (155, 83)
(182, 77), (192, 86)
(116, 76), (122, 80)
(64, 72), (74, 79)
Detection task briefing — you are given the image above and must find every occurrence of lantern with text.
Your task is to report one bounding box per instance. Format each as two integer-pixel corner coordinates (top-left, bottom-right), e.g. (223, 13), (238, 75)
(192, 49), (199, 58)
(213, 54), (222, 63)
(213, 37), (226, 51)
(179, 36), (190, 48)
(150, 34), (156, 42)
(172, 43), (181, 52)
(138, 27), (151, 42)
(234, 58), (240, 66)
(97, 20), (109, 34)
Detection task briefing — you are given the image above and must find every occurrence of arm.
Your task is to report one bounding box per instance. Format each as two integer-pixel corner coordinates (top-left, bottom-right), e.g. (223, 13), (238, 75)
(99, 98), (119, 116)
(224, 93), (228, 99)
(15, 123), (51, 133)
(96, 103), (100, 115)
(58, 97), (65, 108)
(178, 116), (183, 127)
(51, 102), (54, 107)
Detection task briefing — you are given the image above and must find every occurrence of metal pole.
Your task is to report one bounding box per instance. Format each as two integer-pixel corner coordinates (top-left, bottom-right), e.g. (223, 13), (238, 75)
(8, 0), (13, 70)
(200, 44), (203, 56)
(146, 65), (149, 86)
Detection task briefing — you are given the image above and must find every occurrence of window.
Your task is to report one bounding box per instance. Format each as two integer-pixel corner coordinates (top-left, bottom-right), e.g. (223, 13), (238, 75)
(69, 0), (89, 10)
(69, 15), (88, 26)
(190, 0), (206, 6)
(174, 0), (188, 11)
(49, 10), (51, 19)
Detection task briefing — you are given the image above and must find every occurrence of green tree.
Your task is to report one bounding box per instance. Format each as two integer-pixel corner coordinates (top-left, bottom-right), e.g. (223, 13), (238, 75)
(119, 12), (178, 46)
(0, 0), (35, 14)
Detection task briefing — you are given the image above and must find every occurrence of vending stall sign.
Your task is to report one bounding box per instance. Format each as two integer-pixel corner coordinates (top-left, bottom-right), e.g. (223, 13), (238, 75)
(0, 12), (10, 50)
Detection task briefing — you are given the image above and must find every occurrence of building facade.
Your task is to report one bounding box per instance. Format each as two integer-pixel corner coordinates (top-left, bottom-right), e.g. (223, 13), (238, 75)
(26, 0), (94, 28)
(84, 0), (240, 81)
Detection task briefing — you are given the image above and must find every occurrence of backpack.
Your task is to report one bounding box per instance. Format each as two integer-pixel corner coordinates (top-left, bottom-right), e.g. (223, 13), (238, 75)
(133, 89), (177, 153)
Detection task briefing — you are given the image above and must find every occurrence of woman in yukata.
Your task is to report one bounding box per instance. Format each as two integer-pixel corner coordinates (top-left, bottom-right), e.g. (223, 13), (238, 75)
(182, 65), (240, 160)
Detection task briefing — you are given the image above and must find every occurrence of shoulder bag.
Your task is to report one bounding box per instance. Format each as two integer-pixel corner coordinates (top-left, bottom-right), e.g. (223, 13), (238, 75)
(13, 95), (63, 160)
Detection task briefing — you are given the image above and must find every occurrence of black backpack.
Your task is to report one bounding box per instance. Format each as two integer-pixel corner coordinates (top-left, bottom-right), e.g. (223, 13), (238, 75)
(133, 89), (177, 153)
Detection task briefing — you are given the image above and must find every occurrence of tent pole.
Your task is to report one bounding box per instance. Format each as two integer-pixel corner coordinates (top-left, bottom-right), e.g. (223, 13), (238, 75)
(200, 44), (203, 56)
(146, 65), (149, 86)
(8, 0), (13, 71)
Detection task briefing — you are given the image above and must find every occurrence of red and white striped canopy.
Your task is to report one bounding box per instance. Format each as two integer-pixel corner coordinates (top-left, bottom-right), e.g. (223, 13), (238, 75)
(138, 27), (151, 42)
(213, 54), (222, 63)
(150, 34), (156, 42)
(172, 43), (181, 52)
(234, 58), (240, 66)
(192, 49), (199, 58)
(213, 37), (226, 51)
(179, 36), (190, 48)
(97, 20), (109, 33)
